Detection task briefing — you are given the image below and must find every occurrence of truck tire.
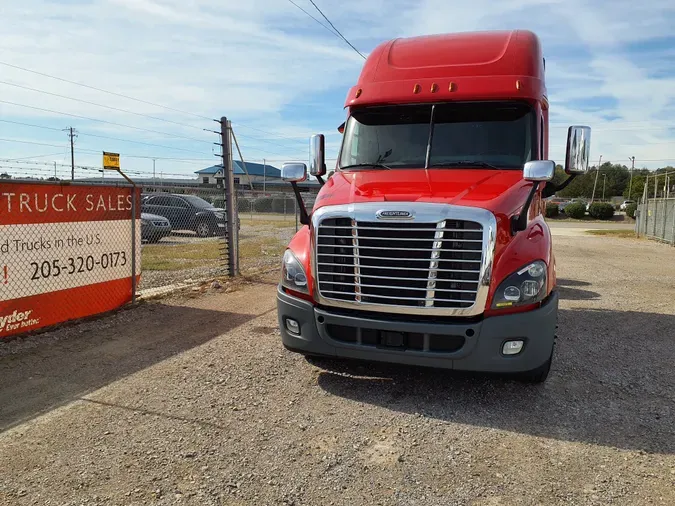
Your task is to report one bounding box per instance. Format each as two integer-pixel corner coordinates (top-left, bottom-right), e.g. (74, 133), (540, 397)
(515, 349), (553, 383)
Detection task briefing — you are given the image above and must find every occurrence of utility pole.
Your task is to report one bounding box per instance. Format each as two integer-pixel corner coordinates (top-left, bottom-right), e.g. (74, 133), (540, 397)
(263, 158), (266, 192)
(64, 127), (78, 181)
(628, 156), (635, 199)
(591, 154), (602, 203)
(602, 174), (607, 200)
(53, 161), (57, 179)
(220, 116), (238, 276)
(152, 158), (156, 185)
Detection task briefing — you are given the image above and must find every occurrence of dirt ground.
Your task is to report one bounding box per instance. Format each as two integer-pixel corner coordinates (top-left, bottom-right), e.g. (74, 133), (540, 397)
(1, 231), (674, 505)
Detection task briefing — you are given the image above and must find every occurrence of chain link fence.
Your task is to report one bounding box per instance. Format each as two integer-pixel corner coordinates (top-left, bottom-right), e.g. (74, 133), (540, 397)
(137, 184), (231, 290)
(0, 181), (141, 339)
(137, 186), (319, 289)
(236, 189), (318, 274)
(636, 198), (675, 245)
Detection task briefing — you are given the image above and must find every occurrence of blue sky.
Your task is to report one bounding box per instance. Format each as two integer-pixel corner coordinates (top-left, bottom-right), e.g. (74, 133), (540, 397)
(1, 0), (674, 180)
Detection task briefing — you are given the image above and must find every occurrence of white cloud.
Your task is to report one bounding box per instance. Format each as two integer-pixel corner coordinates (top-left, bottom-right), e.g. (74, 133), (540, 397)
(1, 0), (674, 180)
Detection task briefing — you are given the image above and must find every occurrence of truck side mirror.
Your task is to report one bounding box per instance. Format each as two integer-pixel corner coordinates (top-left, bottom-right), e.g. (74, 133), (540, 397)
(523, 160), (555, 181)
(281, 162), (308, 182)
(564, 125), (591, 175)
(309, 134), (326, 177)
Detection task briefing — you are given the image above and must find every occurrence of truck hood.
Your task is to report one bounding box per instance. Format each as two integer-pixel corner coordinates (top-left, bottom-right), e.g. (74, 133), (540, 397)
(314, 168), (530, 216)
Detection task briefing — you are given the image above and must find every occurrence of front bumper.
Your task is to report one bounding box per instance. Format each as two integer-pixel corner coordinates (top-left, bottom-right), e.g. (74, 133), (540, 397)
(277, 286), (558, 373)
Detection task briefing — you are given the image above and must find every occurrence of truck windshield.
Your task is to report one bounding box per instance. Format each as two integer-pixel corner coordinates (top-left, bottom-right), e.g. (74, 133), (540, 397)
(338, 101), (535, 170)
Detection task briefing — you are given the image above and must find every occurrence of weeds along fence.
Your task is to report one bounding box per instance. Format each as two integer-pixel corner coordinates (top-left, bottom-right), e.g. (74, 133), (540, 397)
(636, 198), (675, 246)
(137, 185), (319, 290)
(235, 189), (318, 274)
(136, 184), (231, 291)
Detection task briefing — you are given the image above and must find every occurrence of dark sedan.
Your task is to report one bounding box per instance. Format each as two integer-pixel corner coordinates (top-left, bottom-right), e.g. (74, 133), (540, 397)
(140, 193), (227, 238)
(141, 212), (172, 243)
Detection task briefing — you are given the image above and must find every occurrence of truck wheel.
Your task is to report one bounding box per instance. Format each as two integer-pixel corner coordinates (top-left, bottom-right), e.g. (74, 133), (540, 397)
(303, 354), (332, 367)
(516, 350), (553, 383)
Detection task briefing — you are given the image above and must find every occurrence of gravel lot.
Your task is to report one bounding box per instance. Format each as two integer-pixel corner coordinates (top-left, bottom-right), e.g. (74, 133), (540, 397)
(1, 231), (674, 505)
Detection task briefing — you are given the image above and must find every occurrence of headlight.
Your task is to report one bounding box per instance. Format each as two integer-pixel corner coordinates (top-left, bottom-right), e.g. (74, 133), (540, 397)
(492, 260), (547, 309)
(281, 250), (309, 294)
(214, 212), (224, 219)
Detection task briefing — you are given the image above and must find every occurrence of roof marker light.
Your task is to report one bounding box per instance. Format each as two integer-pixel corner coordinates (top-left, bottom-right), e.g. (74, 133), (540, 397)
(431, 83), (438, 93)
(355, 88), (362, 98)
(516, 80), (522, 90)
(448, 82), (456, 92)
(413, 84), (421, 94)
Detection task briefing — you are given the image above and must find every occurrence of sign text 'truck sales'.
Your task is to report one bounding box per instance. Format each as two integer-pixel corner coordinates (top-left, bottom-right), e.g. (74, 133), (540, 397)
(0, 182), (141, 338)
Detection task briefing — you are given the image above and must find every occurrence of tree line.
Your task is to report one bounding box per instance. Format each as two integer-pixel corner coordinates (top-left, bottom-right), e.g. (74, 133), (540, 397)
(551, 163), (675, 200)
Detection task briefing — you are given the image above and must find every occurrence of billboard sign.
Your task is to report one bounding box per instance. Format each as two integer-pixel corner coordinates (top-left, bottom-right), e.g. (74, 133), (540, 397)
(0, 182), (141, 338)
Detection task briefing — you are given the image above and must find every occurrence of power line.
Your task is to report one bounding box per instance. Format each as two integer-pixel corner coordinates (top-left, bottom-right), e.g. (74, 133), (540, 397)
(0, 119), (211, 155)
(0, 99), (214, 145)
(6, 152), (66, 161)
(0, 80), (210, 133)
(285, 0), (339, 36)
(307, 0), (366, 59)
(0, 138), (212, 164)
(232, 129), (308, 149)
(0, 104), (310, 155)
(231, 121), (322, 145)
(0, 61), (215, 122)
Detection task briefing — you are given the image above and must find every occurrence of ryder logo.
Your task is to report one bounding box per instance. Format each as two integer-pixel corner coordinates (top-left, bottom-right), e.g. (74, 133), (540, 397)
(0, 309), (40, 334)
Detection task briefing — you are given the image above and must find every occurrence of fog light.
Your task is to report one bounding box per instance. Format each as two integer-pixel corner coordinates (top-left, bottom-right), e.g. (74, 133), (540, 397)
(502, 340), (524, 355)
(285, 318), (300, 335)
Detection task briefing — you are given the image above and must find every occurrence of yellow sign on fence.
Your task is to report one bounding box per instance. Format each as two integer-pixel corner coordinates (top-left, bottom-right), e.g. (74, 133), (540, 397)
(102, 151), (120, 170)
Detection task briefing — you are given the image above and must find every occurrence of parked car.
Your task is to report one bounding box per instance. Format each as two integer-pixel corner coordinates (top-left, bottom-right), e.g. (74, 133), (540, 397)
(619, 199), (636, 211)
(141, 212), (172, 243)
(140, 193), (227, 237)
(560, 198), (586, 213)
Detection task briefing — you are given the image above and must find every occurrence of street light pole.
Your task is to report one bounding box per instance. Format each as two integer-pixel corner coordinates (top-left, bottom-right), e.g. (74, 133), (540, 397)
(591, 154), (602, 203)
(628, 156), (635, 199)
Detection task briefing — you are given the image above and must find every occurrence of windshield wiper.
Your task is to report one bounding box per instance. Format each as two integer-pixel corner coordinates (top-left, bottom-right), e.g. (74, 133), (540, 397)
(429, 160), (501, 170)
(340, 163), (392, 171)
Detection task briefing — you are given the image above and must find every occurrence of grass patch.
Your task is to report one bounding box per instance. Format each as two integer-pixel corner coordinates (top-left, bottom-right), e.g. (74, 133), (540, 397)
(142, 241), (221, 271)
(141, 232), (289, 273)
(586, 229), (638, 238)
(240, 217), (297, 229)
(240, 236), (286, 269)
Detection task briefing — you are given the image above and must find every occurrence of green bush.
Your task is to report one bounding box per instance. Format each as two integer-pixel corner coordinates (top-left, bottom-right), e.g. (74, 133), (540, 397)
(625, 203), (638, 219)
(564, 202), (586, 219)
(545, 202), (559, 218)
(588, 202), (615, 220)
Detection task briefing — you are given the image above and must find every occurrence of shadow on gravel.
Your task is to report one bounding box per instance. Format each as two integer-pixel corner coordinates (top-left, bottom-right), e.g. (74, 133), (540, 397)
(556, 278), (601, 300)
(557, 278), (592, 287)
(316, 308), (675, 455)
(0, 304), (256, 432)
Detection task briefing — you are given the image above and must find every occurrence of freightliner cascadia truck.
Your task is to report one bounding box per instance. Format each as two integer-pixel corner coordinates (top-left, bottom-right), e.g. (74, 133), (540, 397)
(276, 30), (591, 383)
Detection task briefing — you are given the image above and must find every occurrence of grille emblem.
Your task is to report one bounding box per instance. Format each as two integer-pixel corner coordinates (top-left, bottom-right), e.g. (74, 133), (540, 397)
(376, 210), (413, 220)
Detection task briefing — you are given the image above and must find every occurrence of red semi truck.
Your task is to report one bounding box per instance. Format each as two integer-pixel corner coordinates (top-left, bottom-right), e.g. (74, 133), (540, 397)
(276, 30), (591, 383)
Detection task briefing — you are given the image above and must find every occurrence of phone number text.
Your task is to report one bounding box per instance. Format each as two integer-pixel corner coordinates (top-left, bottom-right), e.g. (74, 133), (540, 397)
(30, 252), (128, 280)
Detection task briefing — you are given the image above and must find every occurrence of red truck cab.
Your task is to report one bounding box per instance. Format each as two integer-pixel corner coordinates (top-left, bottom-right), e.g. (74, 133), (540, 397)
(276, 30), (591, 382)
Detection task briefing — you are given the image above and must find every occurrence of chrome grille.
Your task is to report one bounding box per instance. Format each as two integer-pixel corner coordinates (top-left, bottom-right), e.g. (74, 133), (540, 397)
(316, 218), (483, 310)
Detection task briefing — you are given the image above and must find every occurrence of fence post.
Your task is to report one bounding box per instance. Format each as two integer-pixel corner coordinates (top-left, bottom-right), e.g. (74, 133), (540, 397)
(662, 195), (668, 241)
(220, 116), (239, 276)
(670, 200), (675, 246)
(131, 185), (137, 303)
